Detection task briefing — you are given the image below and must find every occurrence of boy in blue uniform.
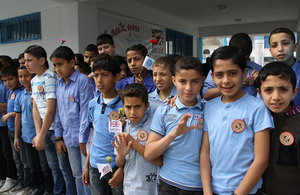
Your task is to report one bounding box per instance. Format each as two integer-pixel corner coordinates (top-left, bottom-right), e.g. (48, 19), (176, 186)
(0, 66), (26, 193)
(51, 46), (94, 195)
(148, 57), (177, 118)
(257, 62), (300, 195)
(82, 56), (123, 195)
(145, 57), (205, 194)
(200, 46), (273, 195)
(96, 34), (116, 56)
(112, 83), (163, 195)
(203, 33), (261, 100)
(14, 65), (50, 195)
(269, 27), (300, 106)
(116, 44), (156, 93)
(24, 45), (75, 195)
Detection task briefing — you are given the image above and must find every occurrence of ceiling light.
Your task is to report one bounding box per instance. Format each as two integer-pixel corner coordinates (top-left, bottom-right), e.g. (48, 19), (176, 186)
(234, 18), (242, 22)
(218, 5), (228, 11)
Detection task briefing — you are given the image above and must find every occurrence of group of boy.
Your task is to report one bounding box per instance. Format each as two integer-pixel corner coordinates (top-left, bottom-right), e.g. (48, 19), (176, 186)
(0, 27), (299, 195)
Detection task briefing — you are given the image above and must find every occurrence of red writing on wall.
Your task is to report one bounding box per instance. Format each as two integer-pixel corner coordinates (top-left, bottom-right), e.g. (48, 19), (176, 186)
(103, 22), (140, 37)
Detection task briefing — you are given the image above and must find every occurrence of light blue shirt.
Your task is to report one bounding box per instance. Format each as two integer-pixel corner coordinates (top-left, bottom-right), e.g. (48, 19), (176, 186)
(55, 69), (94, 147)
(87, 93), (123, 169)
(0, 80), (9, 127)
(14, 89), (36, 144)
(150, 96), (204, 191)
(147, 85), (178, 118)
(203, 61), (262, 97)
(204, 94), (274, 195)
(292, 59), (300, 106)
(116, 72), (156, 93)
(123, 115), (158, 195)
(7, 85), (25, 131)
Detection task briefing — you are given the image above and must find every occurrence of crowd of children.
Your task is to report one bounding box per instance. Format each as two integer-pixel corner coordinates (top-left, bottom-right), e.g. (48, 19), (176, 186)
(0, 27), (299, 195)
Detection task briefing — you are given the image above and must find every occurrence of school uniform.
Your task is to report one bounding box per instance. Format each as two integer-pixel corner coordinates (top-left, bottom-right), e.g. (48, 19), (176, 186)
(292, 59), (300, 106)
(261, 101), (300, 195)
(116, 72), (156, 93)
(55, 69), (94, 195)
(204, 94), (273, 195)
(150, 96), (204, 192)
(123, 115), (158, 195)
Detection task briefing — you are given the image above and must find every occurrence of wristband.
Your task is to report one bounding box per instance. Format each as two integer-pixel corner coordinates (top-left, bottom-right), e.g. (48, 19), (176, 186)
(55, 137), (63, 142)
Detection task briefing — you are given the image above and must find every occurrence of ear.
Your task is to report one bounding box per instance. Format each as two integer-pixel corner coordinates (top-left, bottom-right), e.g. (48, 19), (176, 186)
(292, 87), (299, 100)
(70, 59), (75, 68)
(114, 73), (120, 83)
(257, 88), (262, 98)
(113, 44), (116, 51)
(146, 102), (149, 110)
(202, 75), (206, 83)
(211, 71), (216, 84)
(243, 68), (248, 80)
(39, 57), (45, 66)
(294, 43), (298, 52)
(172, 76), (176, 86)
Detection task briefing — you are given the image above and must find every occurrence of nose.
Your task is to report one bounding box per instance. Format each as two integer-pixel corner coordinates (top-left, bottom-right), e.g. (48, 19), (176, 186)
(223, 75), (230, 84)
(272, 90), (281, 101)
(186, 81), (192, 91)
(278, 43), (283, 51)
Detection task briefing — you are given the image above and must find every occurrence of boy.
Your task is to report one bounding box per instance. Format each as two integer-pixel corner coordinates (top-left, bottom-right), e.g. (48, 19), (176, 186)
(200, 46), (273, 195)
(75, 61), (92, 76)
(112, 83), (163, 195)
(257, 62), (300, 195)
(145, 56), (205, 194)
(14, 65), (48, 195)
(116, 44), (156, 93)
(24, 45), (75, 195)
(0, 66), (24, 193)
(82, 56), (123, 195)
(50, 46), (94, 195)
(84, 44), (98, 65)
(203, 33), (262, 100)
(96, 34), (116, 56)
(148, 56), (177, 118)
(0, 55), (14, 67)
(269, 27), (300, 106)
(112, 56), (130, 80)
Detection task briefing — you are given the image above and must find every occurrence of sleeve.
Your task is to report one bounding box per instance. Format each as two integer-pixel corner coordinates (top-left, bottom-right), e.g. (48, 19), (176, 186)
(150, 105), (166, 136)
(14, 92), (22, 113)
(79, 77), (95, 143)
(54, 102), (63, 137)
(44, 73), (57, 100)
(5, 86), (9, 101)
(202, 70), (217, 95)
(252, 100), (274, 133)
(86, 100), (95, 128)
(203, 105), (209, 132)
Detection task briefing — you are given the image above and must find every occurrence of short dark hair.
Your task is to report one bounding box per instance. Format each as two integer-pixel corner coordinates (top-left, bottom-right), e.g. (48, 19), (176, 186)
(75, 62), (91, 74)
(50, 46), (75, 62)
(210, 46), (246, 72)
(92, 55), (120, 77)
(122, 83), (148, 105)
(0, 55), (14, 67)
(13, 59), (20, 69)
(74, 53), (84, 63)
(257, 61), (297, 90)
(269, 28), (295, 44)
(229, 33), (252, 56)
(153, 56), (176, 76)
(18, 53), (24, 60)
(24, 45), (49, 69)
(84, 44), (98, 54)
(0, 65), (18, 78)
(96, 34), (114, 46)
(0, 61), (3, 70)
(174, 56), (204, 76)
(126, 44), (147, 58)
(167, 54), (181, 62)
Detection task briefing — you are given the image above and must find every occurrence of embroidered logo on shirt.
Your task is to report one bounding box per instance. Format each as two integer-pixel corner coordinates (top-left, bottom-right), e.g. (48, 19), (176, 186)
(231, 119), (246, 133)
(38, 85), (44, 93)
(166, 114), (177, 122)
(69, 95), (75, 102)
(279, 132), (294, 146)
(197, 118), (204, 130)
(137, 130), (148, 142)
(10, 93), (15, 100)
(109, 111), (119, 120)
(193, 113), (203, 120)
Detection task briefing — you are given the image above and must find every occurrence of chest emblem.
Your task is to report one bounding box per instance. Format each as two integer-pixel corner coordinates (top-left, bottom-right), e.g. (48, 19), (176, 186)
(231, 119), (246, 133)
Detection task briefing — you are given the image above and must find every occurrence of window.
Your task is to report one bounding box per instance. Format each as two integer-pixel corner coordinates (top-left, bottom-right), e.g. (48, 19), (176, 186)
(0, 12), (41, 44)
(166, 29), (193, 56)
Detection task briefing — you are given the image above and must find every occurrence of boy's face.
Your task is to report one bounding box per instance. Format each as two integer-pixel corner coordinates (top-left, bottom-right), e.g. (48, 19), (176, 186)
(18, 69), (34, 89)
(258, 75), (298, 114)
(172, 69), (204, 107)
(123, 96), (149, 124)
(153, 65), (173, 92)
(212, 59), (247, 103)
(84, 51), (97, 64)
(2, 75), (19, 90)
(24, 53), (44, 74)
(18, 57), (25, 66)
(93, 68), (119, 98)
(97, 43), (115, 56)
(127, 50), (145, 76)
(51, 57), (75, 82)
(119, 63), (127, 80)
(269, 33), (298, 66)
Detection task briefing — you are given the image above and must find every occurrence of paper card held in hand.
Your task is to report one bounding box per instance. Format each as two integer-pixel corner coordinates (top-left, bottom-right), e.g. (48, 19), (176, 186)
(97, 163), (112, 179)
(108, 119), (122, 133)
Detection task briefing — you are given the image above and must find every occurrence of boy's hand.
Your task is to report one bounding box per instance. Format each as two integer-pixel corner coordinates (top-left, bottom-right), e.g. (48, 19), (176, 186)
(108, 167), (124, 188)
(166, 94), (178, 108)
(82, 165), (90, 186)
(1, 114), (9, 123)
(56, 140), (67, 156)
(111, 134), (132, 158)
(14, 137), (20, 152)
(173, 113), (196, 137)
(32, 135), (45, 150)
(80, 143), (87, 157)
(251, 69), (259, 81)
(135, 74), (144, 85)
(121, 132), (135, 144)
